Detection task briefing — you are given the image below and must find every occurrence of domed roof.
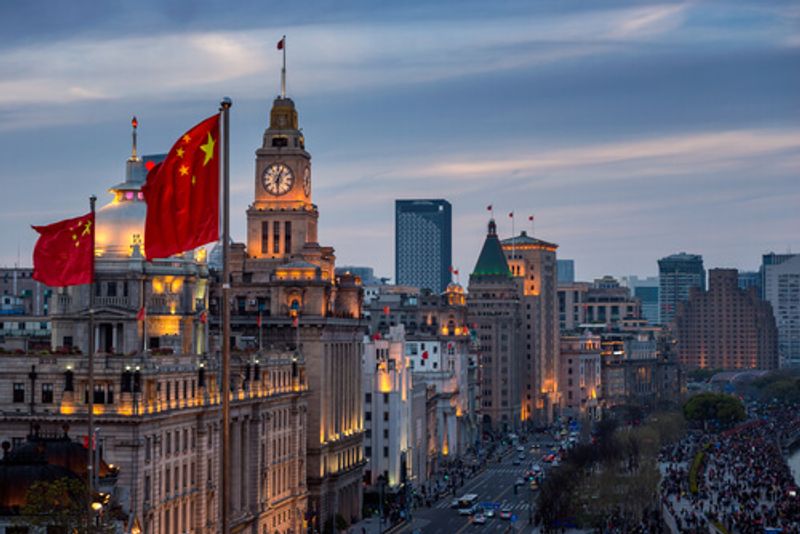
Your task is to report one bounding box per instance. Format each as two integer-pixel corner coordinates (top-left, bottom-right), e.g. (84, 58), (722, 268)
(95, 155), (164, 258)
(444, 282), (464, 294)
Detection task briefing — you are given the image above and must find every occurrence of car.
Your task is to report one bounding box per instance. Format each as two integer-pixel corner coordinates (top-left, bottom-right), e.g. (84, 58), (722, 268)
(515, 477), (525, 486)
(499, 507), (513, 520)
(459, 505), (478, 516)
(485, 509), (496, 518)
(451, 498), (461, 509)
(473, 514), (487, 524)
(531, 463), (542, 472)
(516, 446), (525, 453)
(512, 457), (521, 465)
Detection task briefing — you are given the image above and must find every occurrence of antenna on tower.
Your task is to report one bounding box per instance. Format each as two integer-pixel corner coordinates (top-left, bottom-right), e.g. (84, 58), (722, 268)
(130, 116), (139, 161)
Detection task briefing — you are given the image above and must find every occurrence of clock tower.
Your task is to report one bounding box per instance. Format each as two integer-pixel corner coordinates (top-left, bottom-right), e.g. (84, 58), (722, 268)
(246, 96), (319, 261)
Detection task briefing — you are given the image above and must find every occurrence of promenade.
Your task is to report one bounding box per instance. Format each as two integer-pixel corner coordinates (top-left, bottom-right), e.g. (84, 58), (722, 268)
(659, 406), (800, 533)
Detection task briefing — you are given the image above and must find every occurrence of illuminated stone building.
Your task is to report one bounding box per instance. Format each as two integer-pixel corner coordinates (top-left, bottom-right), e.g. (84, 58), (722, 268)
(362, 326), (413, 489)
(502, 231), (560, 424)
(365, 283), (478, 459)
(467, 220), (523, 432)
(559, 332), (602, 420)
(558, 276), (642, 333)
(218, 93), (365, 531)
(674, 268), (779, 370)
(0, 148), (309, 534)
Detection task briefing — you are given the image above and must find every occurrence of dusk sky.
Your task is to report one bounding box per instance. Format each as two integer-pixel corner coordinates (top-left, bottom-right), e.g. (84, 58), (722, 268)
(1, 1), (798, 282)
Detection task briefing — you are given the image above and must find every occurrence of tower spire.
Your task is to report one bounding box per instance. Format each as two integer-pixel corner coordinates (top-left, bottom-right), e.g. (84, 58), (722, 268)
(129, 116), (139, 161)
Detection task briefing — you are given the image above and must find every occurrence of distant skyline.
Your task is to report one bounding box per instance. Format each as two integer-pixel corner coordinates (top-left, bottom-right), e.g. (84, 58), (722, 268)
(0, 1), (798, 281)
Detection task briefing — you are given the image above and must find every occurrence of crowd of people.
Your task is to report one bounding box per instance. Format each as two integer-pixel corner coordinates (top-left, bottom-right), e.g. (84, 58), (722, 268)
(659, 405), (800, 533)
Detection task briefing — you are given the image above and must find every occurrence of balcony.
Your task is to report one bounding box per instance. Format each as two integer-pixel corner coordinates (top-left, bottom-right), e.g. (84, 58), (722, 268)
(95, 296), (130, 308)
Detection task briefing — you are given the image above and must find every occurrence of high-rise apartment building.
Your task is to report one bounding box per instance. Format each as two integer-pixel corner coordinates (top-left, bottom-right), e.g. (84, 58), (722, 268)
(674, 269), (778, 370)
(395, 200), (452, 293)
(762, 253), (800, 367)
(658, 253), (705, 324)
(468, 220), (523, 432)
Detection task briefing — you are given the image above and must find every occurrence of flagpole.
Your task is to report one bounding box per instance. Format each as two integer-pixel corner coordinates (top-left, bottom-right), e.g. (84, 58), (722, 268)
(281, 35), (286, 98)
(219, 97), (232, 534)
(510, 212), (515, 274)
(87, 194), (97, 507)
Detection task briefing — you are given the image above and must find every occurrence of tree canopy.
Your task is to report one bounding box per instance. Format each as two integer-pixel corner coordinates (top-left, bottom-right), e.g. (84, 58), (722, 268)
(683, 393), (745, 426)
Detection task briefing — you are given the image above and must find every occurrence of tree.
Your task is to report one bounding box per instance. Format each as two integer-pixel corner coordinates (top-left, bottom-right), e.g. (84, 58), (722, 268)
(683, 393), (745, 427)
(19, 477), (118, 534)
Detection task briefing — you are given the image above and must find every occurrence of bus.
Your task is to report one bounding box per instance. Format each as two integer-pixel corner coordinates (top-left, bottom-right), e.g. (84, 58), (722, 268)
(458, 494), (479, 508)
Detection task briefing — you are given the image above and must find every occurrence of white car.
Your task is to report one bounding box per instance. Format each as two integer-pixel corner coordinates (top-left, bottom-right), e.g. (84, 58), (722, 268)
(459, 505), (478, 516)
(473, 513), (487, 525)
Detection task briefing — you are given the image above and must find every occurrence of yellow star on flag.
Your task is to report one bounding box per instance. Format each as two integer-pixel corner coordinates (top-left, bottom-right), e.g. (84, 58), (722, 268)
(176, 147), (185, 158)
(179, 165), (189, 176)
(200, 132), (216, 166)
(182, 134), (191, 143)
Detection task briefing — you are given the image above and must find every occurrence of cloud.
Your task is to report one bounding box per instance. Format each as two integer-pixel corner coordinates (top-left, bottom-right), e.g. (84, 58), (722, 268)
(0, 4), (700, 113)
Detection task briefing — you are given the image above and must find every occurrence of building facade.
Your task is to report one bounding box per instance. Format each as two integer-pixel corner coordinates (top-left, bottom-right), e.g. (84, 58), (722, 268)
(556, 259), (575, 285)
(467, 220), (523, 432)
(1, 148), (309, 534)
(559, 333), (601, 420)
(362, 326), (413, 489)
(674, 268), (778, 370)
(658, 253), (705, 324)
(395, 200), (452, 293)
(762, 254), (800, 367)
(219, 94), (365, 531)
(502, 231), (560, 424)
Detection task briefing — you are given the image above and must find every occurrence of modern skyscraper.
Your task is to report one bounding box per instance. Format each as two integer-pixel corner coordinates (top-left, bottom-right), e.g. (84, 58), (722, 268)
(738, 270), (761, 295)
(468, 220), (523, 432)
(556, 259), (575, 285)
(674, 269), (778, 370)
(395, 199), (452, 293)
(623, 276), (660, 325)
(658, 253), (705, 324)
(762, 253), (800, 367)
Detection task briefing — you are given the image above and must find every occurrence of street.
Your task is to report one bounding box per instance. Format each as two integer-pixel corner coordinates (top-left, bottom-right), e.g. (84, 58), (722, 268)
(398, 446), (541, 534)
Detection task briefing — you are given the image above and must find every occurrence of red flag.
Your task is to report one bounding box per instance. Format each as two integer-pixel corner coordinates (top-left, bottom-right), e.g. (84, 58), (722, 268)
(486, 204), (492, 211)
(257, 312), (262, 327)
(453, 269), (459, 275)
(199, 310), (208, 324)
(136, 306), (146, 321)
(509, 211), (514, 218)
(422, 350), (429, 360)
(277, 37), (285, 50)
(292, 316), (299, 328)
(529, 215), (534, 221)
(383, 306), (390, 315)
(142, 114), (220, 260)
(32, 212), (94, 286)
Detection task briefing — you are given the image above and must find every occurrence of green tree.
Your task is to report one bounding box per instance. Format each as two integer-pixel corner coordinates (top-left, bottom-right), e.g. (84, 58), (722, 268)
(19, 477), (117, 534)
(683, 393), (745, 427)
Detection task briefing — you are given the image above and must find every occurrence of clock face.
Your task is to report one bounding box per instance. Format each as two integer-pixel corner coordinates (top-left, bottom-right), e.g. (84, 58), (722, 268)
(303, 166), (311, 196)
(263, 163), (294, 196)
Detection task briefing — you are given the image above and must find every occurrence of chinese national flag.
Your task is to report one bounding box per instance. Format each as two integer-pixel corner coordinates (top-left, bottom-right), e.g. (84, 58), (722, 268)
(277, 37), (285, 50)
(142, 114), (220, 260)
(136, 306), (146, 321)
(32, 212), (94, 286)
